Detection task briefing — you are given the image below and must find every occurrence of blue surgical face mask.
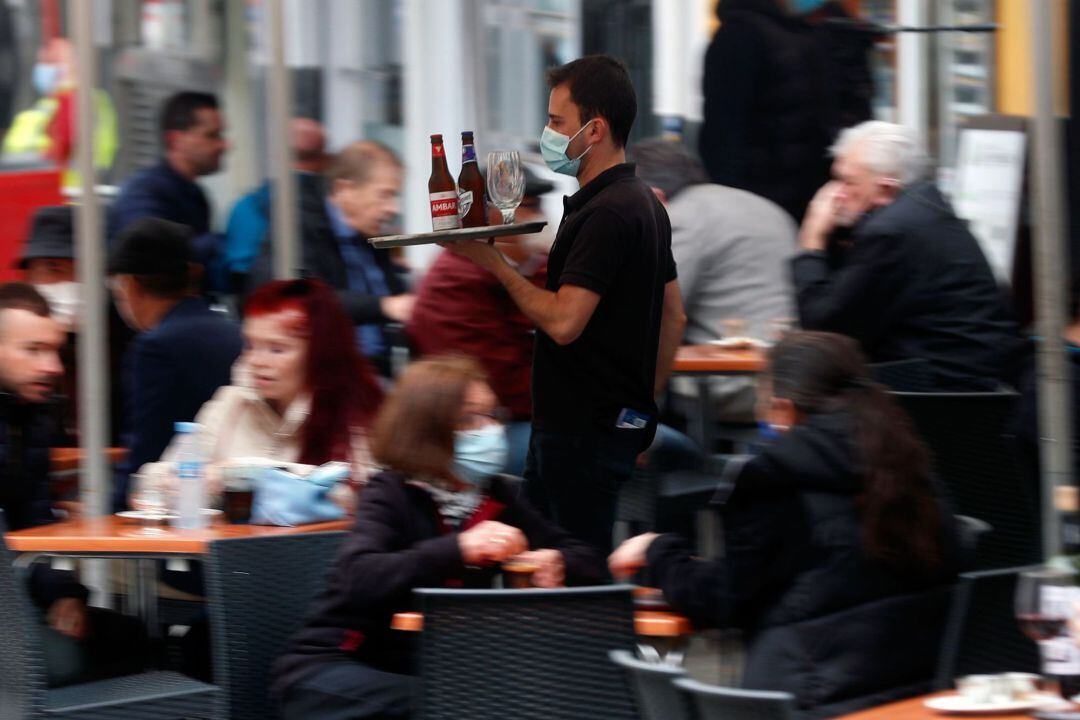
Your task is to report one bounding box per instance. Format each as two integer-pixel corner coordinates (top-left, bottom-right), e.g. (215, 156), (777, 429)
(540, 120), (594, 176)
(791, 0), (827, 14)
(453, 424), (509, 486)
(33, 63), (60, 96)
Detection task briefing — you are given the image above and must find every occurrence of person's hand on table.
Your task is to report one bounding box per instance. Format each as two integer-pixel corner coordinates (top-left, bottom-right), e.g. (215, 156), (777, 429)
(439, 238), (504, 272)
(379, 293), (416, 323)
(47, 597), (88, 641)
(511, 549), (565, 588)
(458, 520), (528, 565)
(609, 532), (659, 580)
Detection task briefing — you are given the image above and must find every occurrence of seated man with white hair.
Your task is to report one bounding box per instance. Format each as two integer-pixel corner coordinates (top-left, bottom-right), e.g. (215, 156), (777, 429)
(792, 120), (1021, 390)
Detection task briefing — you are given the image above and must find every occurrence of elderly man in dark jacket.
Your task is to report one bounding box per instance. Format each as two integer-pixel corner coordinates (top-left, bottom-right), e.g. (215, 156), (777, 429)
(792, 121), (1022, 390)
(0, 283), (145, 686)
(251, 141), (412, 376)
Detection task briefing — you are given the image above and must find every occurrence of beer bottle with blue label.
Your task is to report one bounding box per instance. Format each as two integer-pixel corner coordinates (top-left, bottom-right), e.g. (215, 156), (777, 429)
(457, 131), (487, 228)
(429, 134), (461, 231)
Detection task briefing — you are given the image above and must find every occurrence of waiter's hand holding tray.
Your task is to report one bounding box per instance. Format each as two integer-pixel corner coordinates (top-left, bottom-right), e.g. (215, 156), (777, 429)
(368, 221), (548, 249)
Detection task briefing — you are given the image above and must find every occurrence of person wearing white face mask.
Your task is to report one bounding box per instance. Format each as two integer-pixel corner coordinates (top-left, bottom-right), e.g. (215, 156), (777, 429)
(443, 54), (686, 555)
(274, 355), (607, 720)
(18, 206), (82, 329)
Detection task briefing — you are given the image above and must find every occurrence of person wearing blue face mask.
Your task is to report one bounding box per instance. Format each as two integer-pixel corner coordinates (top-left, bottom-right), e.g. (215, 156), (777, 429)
(442, 54), (686, 555)
(274, 355), (607, 720)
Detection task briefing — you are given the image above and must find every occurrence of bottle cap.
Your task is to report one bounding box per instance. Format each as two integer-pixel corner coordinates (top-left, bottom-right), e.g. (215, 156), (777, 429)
(430, 134), (443, 143)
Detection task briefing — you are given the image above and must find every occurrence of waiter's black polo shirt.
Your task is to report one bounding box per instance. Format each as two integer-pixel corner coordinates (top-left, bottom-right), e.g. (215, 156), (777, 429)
(532, 163), (676, 436)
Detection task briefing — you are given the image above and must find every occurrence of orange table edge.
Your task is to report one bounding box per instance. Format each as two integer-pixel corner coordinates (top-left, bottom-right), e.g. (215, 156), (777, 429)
(672, 345), (766, 375)
(4, 516), (351, 555)
(391, 609), (692, 638)
(50, 447), (128, 473)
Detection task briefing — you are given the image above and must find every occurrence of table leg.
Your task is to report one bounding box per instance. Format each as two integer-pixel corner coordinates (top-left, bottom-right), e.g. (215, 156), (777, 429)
(136, 558), (160, 641)
(692, 376), (710, 455)
(636, 637), (689, 666)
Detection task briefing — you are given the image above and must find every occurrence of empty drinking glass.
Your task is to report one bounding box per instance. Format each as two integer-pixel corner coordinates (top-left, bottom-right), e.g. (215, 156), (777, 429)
(129, 469), (172, 536)
(487, 150), (525, 224)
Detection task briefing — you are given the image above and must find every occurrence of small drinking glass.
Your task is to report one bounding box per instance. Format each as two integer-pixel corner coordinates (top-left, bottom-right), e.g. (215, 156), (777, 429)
(1015, 567), (1076, 697)
(487, 150), (525, 224)
(720, 318), (746, 340)
(129, 470), (171, 536)
(765, 317), (796, 344)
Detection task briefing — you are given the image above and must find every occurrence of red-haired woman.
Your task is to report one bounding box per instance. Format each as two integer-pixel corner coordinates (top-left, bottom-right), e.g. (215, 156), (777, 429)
(136, 278), (383, 508)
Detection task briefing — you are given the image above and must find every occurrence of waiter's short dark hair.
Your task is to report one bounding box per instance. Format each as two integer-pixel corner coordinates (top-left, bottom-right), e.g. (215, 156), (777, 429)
(547, 55), (637, 148)
(160, 91), (219, 136)
(0, 282), (50, 318)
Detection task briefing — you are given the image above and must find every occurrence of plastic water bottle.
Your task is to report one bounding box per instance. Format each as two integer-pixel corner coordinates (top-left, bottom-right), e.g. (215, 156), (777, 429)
(173, 422), (208, 529)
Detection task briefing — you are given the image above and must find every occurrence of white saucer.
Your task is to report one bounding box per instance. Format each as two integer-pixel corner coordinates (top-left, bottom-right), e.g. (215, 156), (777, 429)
(116, 510), (177, 521)
(117, 509), (222, 521)
(923, 693), (1061, 715)
(707, 337), (768, 349)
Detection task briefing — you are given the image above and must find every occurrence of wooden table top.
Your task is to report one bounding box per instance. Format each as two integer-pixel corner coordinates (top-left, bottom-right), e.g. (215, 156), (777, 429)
(4, 516), (351, 555)
(50, 447), (128, 473)
(672, 345), (767, 375)
(833, 691), (1075, 719)
(391, 609), (693, 638)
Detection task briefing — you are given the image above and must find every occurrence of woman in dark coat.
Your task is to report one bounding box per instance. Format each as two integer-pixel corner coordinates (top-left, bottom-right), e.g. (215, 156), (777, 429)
(611, 331), (959, 718)
(274, 355), (607, 720)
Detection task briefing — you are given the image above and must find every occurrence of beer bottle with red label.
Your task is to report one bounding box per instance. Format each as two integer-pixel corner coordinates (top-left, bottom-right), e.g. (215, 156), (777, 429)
(429, 134), (461, 231)
(457, 131), (487, 228)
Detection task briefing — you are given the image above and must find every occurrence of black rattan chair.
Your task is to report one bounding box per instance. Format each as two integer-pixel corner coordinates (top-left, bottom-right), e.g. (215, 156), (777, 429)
(892, 391), (1040, 569)
(204, 530), (346, 720)
(868, 358), (936, 392)
(934, 565), (1042, 687)
(675, 677), (795, 720)
(0, 531), (218, 719)
(609, 649), (688, 720)
(415, 585), (639, 720)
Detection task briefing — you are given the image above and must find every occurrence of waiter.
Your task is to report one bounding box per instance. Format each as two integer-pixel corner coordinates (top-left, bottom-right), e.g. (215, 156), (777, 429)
(445, 54), (685, 552)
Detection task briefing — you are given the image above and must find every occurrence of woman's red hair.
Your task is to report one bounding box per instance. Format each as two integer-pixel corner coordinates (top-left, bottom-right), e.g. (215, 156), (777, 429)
(244, 279), (383, 466)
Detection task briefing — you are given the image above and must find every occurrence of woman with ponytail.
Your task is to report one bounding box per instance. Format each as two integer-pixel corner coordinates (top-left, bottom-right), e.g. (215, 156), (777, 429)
(610, 331), (958, 718)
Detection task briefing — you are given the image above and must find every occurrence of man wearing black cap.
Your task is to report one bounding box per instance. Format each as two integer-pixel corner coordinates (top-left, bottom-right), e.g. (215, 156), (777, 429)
(408, 167), (556, 476)
(106, 218), (242, 511)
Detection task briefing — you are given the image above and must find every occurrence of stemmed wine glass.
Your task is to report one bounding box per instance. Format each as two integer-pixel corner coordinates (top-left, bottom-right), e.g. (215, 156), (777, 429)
(486, 150), (525, 224)
(1015, 568), (1076, 698)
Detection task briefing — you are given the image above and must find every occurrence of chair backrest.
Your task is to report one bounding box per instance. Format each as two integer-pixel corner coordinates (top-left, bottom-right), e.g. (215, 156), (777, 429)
(0, 516), (47, 720)
(935, 565), (1042, 687)
(675, 677), (795, 720)
(892, 391), (1040, 569)
(609, 649), (688, 720)
(204, 530), (346, 720)
(869, 358), (936, 392)
(415, 585), (639, 720)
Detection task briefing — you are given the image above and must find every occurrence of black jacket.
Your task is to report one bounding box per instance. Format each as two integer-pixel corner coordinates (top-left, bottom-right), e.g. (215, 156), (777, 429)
(792, 182), (1022, 390)
(699, 0), (832, 221)
(113, 298), (242, 511)
(645, 413), (958, 718)
(274, 471), (608, 692)
(250, 173), (406, 325)
(0, 394), (88, 608)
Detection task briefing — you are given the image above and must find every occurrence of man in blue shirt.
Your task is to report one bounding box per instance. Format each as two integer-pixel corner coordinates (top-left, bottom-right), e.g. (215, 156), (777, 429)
(107, 91), (228, 287)
(106, 218), (242, 511)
